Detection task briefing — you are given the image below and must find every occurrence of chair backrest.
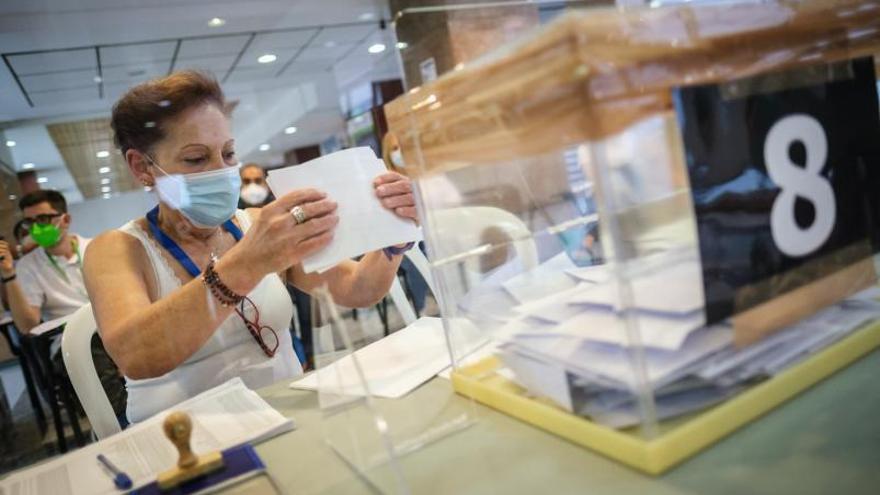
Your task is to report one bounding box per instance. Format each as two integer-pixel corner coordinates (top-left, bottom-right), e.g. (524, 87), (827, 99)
(426, 206), (539, 292)
(61, 304), (122, 439)
(388, 278), (418, 326)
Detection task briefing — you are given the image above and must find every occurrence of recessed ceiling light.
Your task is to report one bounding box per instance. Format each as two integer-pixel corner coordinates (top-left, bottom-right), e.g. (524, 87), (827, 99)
(100, 178), (110, 185)
(37, 177), (48, 184)
(5, 140), (15, 147)
(96, 150), (110, 158)
(101, 186), (111, 193)
(359, 13), (375, 20)
(396, 41), (408, 50)
(368, 43), (386, 54)
(208, 17), (226, 27)
(93, 76), (103, 83)
(99, 167), (111, 174)
(22, 162), (35, 170)
(257, 54), (277, 64)
(259, 143), (271, 151)
(324, 41), (337, 48)
(103, 193), (112, 199)
(284, 126), (297, 135)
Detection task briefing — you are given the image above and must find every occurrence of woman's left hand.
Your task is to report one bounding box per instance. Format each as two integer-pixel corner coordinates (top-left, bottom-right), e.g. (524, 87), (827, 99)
(374, 172), (418, 222)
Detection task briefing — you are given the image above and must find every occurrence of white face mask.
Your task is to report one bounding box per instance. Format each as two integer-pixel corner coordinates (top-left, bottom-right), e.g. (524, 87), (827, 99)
(390, 149), (404, 168)
(240, 183), (270, 206)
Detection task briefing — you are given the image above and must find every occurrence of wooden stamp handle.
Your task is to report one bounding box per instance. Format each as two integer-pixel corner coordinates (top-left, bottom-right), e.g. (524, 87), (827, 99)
(163, 411), (197, 469)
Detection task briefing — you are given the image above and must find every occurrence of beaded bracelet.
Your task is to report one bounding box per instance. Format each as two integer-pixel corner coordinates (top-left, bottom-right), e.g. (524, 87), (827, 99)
(202, 260), (245, 307)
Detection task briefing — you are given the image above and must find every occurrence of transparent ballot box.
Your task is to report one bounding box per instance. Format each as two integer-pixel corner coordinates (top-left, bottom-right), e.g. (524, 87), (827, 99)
(384, 0), (880, 475)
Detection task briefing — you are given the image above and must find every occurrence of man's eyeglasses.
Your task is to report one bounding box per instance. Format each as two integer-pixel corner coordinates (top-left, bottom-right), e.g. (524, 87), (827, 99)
(20, 213), (63, 230)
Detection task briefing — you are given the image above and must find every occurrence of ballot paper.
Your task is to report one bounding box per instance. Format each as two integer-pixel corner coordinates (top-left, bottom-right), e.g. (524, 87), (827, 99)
(291, 317), (483, 398)
(0, 378), (292, 495)
(267, 147), (422, 273)
(496, 287), (880, 428)
(501, 251), (580, 304)
(566, 259), (705, 314)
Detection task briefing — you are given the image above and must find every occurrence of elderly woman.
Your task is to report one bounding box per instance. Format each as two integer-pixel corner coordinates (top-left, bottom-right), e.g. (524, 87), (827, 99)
(84, 71), (417, 423)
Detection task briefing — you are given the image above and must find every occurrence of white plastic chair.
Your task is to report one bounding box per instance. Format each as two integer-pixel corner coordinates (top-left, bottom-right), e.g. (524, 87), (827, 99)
(61, 303), (122, 440)
(386, 248), (436, 326)
(428, 206), (539, 291)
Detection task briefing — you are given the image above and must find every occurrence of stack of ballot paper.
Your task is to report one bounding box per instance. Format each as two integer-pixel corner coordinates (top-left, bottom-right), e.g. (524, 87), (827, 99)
(267, 147), (422, 273)
(0, 379), (292, 495)
(455, 250), (880, 429)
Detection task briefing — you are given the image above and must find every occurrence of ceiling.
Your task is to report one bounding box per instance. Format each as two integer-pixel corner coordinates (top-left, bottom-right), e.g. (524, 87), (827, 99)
(0, 0), (403, 201)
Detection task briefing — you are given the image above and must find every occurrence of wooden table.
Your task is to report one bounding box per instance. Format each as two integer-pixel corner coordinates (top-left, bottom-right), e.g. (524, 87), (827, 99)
(251, 350), (880, 494)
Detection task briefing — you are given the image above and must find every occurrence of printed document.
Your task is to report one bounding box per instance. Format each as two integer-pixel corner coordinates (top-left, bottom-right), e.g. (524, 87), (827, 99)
(0, 378), (292, 495)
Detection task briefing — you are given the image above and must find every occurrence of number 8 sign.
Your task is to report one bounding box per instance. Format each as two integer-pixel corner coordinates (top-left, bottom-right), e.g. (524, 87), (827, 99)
(675, 56), (880, 324)
(765, 114), (835, 258)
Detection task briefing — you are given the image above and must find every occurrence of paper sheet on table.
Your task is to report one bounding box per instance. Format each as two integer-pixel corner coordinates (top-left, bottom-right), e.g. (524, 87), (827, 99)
(0, 378), (293, 495)
(292, 317), (483, 398)
(267, 147), (422, 273)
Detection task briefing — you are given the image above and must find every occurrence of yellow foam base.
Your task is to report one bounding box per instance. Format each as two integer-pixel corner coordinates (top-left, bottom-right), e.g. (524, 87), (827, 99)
(451, 321), (880, 475)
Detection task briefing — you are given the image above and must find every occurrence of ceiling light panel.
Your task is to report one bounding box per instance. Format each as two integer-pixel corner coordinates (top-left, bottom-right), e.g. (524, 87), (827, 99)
(30, 87), (100, 107)
(19, 69), (97, 92)
(248, 30), (318, 53)
(100, 42), (177, 66)
(313, 25), (375, 45)
(174, 54), (238, 74)
(177, 35), (252, 59)
(7, 49), (95, 76)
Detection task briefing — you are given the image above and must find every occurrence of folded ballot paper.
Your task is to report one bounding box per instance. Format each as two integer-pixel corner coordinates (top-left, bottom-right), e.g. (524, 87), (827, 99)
(0, 378), (292, 495)
(267, 147), (422, 273)
(462, 250), (880, 429)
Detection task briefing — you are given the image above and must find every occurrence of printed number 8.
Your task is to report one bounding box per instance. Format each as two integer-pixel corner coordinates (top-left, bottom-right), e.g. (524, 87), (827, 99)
(764, 114), (835, 258)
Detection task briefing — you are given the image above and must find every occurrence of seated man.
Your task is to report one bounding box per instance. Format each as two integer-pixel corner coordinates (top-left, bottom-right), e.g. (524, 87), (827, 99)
(0, 190), (126, 420)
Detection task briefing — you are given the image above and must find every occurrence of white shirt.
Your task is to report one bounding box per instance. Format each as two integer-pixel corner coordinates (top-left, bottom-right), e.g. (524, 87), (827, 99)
(15, 234), (90, 321)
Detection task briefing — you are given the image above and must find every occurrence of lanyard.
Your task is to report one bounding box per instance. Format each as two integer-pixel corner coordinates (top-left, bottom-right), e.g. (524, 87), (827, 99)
(145, 206), (243, 278)
(45, 238), (82, 283)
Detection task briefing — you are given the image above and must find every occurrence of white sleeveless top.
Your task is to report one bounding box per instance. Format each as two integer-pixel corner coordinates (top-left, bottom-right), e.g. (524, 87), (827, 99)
(118, 209), (302, 423)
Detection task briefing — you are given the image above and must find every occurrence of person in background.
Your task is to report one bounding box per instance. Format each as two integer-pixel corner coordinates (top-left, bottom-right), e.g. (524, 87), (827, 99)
(86, 70), (417, 423)
(0, 190), (127, 419)
(238, 163), (275, 208)
(238, 162), (312, 367)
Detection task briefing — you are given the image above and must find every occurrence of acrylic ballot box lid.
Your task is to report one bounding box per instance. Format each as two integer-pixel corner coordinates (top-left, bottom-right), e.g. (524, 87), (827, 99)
(385, 0), (880, 175)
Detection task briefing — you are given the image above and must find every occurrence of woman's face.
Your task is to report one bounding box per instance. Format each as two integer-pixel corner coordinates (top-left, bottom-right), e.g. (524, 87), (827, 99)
(147, 103), (236, 178)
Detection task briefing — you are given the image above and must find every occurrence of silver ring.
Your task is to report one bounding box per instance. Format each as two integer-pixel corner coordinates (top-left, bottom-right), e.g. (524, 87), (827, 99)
(291, 205), (307, 224)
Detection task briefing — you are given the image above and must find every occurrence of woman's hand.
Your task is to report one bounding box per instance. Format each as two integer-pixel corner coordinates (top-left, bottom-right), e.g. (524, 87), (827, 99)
(220, 189), (338, 291)
(374, 172), (418, 222)
(0, 240), (14, 277)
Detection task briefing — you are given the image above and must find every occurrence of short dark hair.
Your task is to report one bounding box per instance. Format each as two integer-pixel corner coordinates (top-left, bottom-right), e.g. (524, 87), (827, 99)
(19, 189), (68, 214)
(111, 70), (226, 156)
(241, 163), (266, 177)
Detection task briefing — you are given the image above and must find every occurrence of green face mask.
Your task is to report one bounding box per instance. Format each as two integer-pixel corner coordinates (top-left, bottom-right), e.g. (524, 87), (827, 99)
(30, 223), (62, 248)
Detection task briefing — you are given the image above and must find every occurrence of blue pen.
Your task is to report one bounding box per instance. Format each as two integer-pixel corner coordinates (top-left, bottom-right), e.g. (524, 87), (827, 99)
(97, 454), (133, 490)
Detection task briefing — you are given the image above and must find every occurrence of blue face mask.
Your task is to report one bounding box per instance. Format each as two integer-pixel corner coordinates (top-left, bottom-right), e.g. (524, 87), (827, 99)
(149, 156), (242, 228)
